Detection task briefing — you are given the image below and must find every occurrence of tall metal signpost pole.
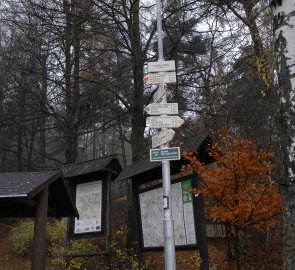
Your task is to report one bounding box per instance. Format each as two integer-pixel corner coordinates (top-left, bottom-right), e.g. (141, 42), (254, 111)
(145, 1), (179, 268)
(156, 0), (176, 269)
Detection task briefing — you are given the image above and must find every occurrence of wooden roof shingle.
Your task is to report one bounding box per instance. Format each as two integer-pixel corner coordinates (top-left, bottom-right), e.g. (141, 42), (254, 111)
(0, 171), (78, 218)
(115, 135), (212, 182)
(63, 155), (121, 178)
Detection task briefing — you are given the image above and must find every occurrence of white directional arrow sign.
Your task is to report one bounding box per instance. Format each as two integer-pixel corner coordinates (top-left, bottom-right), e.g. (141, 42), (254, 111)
(148, 60), (176, 72)
(147, 116), (184, 128)
(146, 71), (176, 85)
(153, 84), (166, 103)
(144, 103), (178, 115)
(152, 129), (175, 148)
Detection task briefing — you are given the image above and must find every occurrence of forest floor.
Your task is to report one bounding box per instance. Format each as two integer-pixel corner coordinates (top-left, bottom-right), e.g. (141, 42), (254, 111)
(144, 245), (282, 270)
(0, 223), (283, 270)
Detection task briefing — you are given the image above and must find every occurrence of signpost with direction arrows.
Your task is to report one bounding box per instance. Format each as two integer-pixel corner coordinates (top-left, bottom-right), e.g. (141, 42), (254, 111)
(148, 60), (176, 72)
(144, 3), (180, 268)
(143, 26), (208, 267)
(146, 71), (176, 85)
(146, 60), (176, 85)
(153, 84), (167, 103)
(147, 116), (184, 129)
(144, 103), (178, 115)
(145, 57), (182, 270)
(152, 129), (175, 149)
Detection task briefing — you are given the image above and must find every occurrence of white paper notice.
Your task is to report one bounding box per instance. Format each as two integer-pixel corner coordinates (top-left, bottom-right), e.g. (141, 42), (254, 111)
(74, 180), (102, 234)
(181, 178), (197, 244)
(183, 203), (197, 244)
(139, 182), (187, 247)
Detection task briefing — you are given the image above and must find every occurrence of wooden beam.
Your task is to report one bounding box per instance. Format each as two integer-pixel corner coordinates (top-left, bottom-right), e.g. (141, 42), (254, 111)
(31, 188), (49, 270)
(16, 198), (59, 217)
(106, 171), (112, 265)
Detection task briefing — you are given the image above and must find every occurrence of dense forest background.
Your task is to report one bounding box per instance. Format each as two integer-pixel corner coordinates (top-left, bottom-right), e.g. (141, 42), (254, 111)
(0, 0), (279, 170)
(1, 0), (295, 269)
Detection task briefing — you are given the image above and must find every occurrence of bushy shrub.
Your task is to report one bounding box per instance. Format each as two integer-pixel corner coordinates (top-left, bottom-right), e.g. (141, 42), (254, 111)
(8, 218), (68, 268)
(47, 219), (68, 269)
(8, 218), (108, 269)
(8, 219), (34, 258)
(10, 221), (202, 269)
(110, 225), (159, 270)
(66, 238), (106, 270)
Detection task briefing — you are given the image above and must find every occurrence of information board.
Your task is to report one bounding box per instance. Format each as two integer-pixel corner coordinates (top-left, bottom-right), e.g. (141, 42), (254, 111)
(74, 180), (102, 234)
(138, 178), (197, 248)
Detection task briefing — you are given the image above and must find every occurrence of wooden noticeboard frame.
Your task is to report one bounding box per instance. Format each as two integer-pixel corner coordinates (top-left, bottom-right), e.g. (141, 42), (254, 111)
(66, 172), (113, 259)
(137, 175), (197, 250)
(135, 173), (208, 257)
(68, 178), (108, 238)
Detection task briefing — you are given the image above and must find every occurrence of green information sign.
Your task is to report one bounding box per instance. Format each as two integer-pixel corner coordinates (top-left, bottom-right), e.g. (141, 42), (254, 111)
(150, 147), (180, 162)
(180, 178), (197, 244)
(181, 179), (193, 203)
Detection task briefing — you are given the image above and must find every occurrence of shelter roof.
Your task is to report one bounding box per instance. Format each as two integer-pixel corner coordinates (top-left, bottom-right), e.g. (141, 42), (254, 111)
(62, 155), (121, 179)
(115, 135), (212, 182)
(0, 171), (78, 218)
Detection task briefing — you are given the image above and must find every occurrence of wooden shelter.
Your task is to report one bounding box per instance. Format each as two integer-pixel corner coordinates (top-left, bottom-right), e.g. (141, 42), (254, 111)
(62, 155), (122, 257)
(115, 134), (213, 183)
(0, 171), (77, 217)
(114, 135), (213, 270)
(0, 171), (78, 270)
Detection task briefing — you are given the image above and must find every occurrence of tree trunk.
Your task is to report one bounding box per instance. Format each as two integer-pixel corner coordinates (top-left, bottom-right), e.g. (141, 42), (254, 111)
(225, 223), (234, 261)
(38, 54), (48, 168)
(63, 0), (81, 164)
(126, 1), (145, 257)
(242, 1), (263, 56)
(92, 129), (97, 159)
(17, 96), (25, 172)
(118, 114), (127, 168)
(273, 1), (295, 269)
(63, 0), (74, 163)
(129, 0), (146, 163)
(27, 126), (36, 171)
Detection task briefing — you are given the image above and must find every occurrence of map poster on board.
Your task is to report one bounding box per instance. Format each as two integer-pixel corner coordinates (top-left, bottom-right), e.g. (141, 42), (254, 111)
(74, 180), (102, 234)
(139, 178), (197, 248)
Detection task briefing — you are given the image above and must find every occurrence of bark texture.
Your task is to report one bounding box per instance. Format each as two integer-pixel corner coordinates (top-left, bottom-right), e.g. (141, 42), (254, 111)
(129, 0), (146, 163)
(273, 2), (295, 269)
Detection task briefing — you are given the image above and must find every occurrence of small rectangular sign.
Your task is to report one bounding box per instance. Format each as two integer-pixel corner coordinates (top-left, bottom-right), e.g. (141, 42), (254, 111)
(163, 196), (169, 210)
(147, 71), (176, 85)
(147, 116), (184, 128)
(150, 147), (181, 161)
(152, 129), (175, 148)
(148, 60), (176, 73)
(144, 103), (178, 115)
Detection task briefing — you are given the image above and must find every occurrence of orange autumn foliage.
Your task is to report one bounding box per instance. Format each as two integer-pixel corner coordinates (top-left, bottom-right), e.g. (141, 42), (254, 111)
(183, 130), (282, 231)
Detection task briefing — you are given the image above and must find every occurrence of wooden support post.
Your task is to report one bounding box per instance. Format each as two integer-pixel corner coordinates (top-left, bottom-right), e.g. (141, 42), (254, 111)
(31, 187), (49, 270)
(126, 178), (142, 261)
(106, 171), (112, 267)
(193, 173), (209, 270)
